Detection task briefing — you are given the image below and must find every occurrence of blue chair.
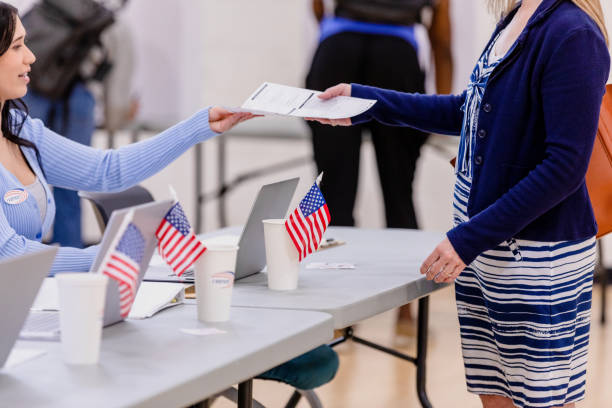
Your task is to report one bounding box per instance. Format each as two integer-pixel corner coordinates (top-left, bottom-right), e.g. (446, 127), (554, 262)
(215, 345), (339, 408)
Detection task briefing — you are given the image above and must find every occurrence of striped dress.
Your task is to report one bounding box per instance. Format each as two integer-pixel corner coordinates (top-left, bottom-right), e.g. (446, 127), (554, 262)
(453, 32), (597, 408)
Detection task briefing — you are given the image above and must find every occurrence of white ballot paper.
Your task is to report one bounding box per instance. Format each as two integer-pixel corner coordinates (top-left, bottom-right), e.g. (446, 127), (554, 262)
(230, 82), (376, 119)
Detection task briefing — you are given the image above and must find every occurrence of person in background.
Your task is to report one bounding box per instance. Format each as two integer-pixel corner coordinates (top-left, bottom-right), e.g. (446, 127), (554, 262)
(308, 0), (609, 406)
(100, 15), (139, 137)
(0, 2), (254, 275)
(308, 0), (453, 339)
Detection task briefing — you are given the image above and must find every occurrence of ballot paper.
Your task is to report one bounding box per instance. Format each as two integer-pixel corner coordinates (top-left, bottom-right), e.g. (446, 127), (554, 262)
(180, 328), (227, 336)
(31, 278), (187, 319)
(230, 82), (376, 119)
(127, 282), (188, 319)
(306, 262), (355, 270)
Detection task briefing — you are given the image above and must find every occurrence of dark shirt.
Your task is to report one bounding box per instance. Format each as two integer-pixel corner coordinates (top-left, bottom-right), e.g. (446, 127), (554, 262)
(335, 0), (433, 26)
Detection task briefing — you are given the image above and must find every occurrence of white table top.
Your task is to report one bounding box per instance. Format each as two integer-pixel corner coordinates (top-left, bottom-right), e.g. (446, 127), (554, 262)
(0, 306), (333, 408)
(230, 227), (447, 329)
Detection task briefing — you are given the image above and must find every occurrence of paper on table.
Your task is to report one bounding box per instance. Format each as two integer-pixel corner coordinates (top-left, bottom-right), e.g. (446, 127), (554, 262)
(306, 262), (355, 270)
(4, 348), (46, 369)
(32, 278), (187, 319)
(180, 328), (226, 336)
(128, 282), (188, 319)
(230, 82), (376, 119)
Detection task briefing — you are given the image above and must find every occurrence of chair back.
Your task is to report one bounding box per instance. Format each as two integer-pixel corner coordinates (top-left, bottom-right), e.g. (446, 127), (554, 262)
(79, 185), (154, 232)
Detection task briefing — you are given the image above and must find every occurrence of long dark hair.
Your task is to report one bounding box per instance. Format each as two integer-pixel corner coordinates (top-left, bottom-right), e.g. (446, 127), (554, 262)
(0, 2), (43, 172)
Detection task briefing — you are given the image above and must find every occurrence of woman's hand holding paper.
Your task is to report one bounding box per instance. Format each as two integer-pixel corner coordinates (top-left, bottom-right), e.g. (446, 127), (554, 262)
(209, 106), (256, 133)
(305, 83), (353, 126)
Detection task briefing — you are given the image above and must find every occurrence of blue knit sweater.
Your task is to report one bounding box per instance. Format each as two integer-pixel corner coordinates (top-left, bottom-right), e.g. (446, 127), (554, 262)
(1, 107), (217, 275)
(351, 0), (610, 265)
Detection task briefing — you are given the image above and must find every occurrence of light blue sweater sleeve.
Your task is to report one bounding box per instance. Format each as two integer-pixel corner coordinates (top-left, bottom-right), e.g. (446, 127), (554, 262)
(4, 107), (218, 275)
(0, 203), (100, 274)
(25, 107), (217, 192)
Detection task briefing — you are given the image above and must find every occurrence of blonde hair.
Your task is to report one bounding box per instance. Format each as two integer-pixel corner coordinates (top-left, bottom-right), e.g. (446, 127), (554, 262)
(487, 0), (609, 45)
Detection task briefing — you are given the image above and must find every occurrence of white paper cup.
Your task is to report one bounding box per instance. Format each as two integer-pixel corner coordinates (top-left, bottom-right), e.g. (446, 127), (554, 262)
(194, 245), (238, 322)
(262, 219), (300, 291)
(56, 273), (108, 365)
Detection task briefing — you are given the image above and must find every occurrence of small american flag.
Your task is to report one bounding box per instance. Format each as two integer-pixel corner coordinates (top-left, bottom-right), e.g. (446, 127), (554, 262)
(285, 178), (331, 261)
(101, 222), (145, 318)
(156, 202), (207, 276)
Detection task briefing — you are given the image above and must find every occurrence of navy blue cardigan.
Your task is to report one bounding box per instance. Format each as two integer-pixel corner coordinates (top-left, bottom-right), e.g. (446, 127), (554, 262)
(351, 0), (610, 265)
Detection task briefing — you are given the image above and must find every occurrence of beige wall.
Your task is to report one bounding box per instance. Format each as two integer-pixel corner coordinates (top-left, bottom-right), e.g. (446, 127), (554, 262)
(4, 0), (611, 249)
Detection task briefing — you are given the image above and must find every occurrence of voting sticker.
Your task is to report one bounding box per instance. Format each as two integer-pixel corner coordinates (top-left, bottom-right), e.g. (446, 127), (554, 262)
(4, 189), (28, 205)
(210, 271), (234, 289)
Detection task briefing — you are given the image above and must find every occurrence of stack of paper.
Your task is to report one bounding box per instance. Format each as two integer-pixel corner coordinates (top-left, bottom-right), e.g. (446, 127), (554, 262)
(128, 282), (188, 319)
(230, 82), (376, 119)
(31, 278), (188, 319)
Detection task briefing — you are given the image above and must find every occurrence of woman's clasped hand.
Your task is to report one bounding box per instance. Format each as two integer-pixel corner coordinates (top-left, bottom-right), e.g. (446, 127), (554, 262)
(419, 238), (466, 284)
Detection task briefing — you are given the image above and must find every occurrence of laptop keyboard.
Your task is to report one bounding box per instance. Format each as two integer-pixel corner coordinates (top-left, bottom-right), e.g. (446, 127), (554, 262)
(20, 311), (60, 340)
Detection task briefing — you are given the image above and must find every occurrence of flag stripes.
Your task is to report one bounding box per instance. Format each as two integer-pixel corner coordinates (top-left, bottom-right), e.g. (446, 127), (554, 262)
(156, 202), (207, 276)
(285, 180), (330, 261)
(101, 222), (145, 318)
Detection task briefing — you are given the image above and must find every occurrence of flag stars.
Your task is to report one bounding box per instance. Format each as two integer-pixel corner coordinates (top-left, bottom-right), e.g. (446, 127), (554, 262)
(116, 223), (145, 263)
(286, 180), (330, 262)
(300, 186), (326, 217)
(166, 203), (191, 235)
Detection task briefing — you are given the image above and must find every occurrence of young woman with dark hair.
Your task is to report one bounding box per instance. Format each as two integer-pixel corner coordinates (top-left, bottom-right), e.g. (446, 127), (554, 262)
(0, 2), (254, 275)
(0, 3), (40, 165)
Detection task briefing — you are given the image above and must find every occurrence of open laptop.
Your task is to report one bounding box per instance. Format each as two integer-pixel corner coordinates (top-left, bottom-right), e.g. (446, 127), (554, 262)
(0, 248), (57, 368)
(145, 177), (299, 283)
(21, 200), (173, 339)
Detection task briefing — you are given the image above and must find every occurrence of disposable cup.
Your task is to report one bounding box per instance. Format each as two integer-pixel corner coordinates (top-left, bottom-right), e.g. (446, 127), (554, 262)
(56, 273), (108, 365)
(194, 245), (238, 322)
(262, 219), (299, 290)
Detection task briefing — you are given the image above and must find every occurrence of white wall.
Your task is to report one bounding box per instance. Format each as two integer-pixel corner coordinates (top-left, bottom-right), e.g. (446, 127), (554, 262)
(9, 0), (610, 123)
(5, 0), (612, 248)
(126, 0), (497, 125)
(111, 0), (612, 241)
(121, 0), (207, 127)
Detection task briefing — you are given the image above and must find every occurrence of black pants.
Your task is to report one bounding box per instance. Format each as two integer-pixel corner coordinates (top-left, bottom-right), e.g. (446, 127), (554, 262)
(306, 32), (428, 228)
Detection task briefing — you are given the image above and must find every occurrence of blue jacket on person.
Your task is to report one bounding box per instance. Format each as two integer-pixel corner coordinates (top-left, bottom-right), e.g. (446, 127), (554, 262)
(350, 0), (610, 265)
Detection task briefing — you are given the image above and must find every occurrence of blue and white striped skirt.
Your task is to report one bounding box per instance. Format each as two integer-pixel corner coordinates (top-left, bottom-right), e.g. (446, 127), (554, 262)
(452, 173), (597, 408)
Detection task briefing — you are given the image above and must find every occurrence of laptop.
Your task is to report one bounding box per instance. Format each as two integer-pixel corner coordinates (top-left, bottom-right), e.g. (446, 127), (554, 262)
(21, 200), (173, 339)
(145, 177), (299, 282)
(0, 248), (57, 368)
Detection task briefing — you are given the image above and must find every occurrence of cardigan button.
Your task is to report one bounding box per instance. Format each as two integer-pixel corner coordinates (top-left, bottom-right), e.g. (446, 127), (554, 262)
(483, 103), (492, 113)
(474, 155), (483, 165)
(478, 129), (487, 139)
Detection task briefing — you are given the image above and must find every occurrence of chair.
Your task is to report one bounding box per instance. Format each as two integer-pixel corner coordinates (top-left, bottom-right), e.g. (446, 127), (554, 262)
(213, 344), (338, 408)
(79, 185), (339, 408)
(78, 185), (155, 233)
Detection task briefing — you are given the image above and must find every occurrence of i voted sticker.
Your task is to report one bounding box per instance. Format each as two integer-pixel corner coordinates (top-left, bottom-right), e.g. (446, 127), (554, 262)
(4, 189), (28, 205)
(210, 271), (234, 289)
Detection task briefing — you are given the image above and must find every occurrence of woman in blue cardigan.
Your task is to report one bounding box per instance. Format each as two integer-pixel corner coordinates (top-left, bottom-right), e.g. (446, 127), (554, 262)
(0, 3), (254, 275)
(309, 0), (609, 407)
